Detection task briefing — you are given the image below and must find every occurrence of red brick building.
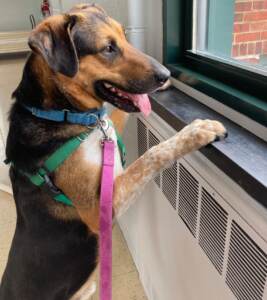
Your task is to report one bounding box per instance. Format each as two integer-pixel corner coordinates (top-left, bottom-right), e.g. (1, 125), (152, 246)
(232, 0), (267, 64)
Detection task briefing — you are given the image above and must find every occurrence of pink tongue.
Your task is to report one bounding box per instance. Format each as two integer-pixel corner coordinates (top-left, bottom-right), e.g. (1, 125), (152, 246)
(131, 94), (151, 117)
(121, 92), (151, 117)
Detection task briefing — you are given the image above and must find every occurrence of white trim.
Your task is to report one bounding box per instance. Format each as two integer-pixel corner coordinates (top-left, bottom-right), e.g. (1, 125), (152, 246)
(195, 0), (208, 52)
(171, 78), (267, 142)
(235, 54), (259, 60)
(0, 184), (12, 195)
(0, 31), (29, 54)
(192, 50), (267, 76)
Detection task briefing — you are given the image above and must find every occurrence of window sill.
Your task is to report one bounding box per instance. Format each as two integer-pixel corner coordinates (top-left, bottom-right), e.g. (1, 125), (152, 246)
(149, 86), (267, 208)
(167, 63), (267, 127)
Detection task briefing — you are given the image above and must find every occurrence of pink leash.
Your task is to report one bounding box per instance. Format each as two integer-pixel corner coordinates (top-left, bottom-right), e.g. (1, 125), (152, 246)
(100, 139), (115, 300)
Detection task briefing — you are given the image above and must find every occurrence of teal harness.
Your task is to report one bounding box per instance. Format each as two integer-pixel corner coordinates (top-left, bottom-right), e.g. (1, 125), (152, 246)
(9, 106), (126, 206)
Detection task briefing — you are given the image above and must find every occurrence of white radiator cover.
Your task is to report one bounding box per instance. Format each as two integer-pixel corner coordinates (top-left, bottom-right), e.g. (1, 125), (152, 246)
(118, 113), (267, 300)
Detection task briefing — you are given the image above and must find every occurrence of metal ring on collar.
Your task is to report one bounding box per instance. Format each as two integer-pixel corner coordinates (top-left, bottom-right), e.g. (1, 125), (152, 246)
(86, 113), (100, 128)
(98, 119), (109, 131)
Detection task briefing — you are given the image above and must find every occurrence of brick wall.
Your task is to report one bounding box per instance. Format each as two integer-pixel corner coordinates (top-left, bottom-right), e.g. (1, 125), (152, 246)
(232, 0), (267, 63)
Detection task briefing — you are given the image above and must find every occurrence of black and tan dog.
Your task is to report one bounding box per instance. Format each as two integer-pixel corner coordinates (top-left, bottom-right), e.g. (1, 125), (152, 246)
(0, 4), (227, 300)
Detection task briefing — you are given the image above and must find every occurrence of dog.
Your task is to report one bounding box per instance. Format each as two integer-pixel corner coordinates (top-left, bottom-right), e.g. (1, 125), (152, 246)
(0, 4), (227, 300)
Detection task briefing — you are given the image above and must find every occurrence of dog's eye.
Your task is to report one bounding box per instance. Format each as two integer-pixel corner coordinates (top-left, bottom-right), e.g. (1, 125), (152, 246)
(102, 42), (119, 59)
(104, 43), (116, 53)
(106, 46), (114, 52)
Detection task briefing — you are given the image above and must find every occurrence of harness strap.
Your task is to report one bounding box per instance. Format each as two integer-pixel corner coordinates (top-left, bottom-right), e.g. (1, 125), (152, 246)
(24, 131), (91, 206)
(116, 131), (126, 167)
(19, 128), (125, 206)
(10, 112), (126, 208)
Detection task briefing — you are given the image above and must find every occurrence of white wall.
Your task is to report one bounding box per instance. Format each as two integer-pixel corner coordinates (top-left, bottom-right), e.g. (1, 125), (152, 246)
(0, 0), (42, 32)
(51, 0), (128, 25)
(50, 0), (163, 61)
(145, 0), (163, 62)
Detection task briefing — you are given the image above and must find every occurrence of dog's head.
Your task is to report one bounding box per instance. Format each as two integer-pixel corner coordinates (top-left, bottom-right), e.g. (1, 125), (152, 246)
(28, 4), (170, 115)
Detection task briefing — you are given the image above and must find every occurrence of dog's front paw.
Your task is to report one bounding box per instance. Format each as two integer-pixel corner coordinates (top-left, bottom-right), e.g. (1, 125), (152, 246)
(180, 119), (227, 149)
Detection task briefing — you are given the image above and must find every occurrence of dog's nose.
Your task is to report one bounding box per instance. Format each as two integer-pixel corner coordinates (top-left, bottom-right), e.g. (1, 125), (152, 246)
(154, 69), (170, 85)
(153, 64), (171, 85)
(148, 56), (171, 86)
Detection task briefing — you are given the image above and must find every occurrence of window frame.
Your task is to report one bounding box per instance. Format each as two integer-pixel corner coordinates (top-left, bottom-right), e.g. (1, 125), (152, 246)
(163, 0), (267, 126)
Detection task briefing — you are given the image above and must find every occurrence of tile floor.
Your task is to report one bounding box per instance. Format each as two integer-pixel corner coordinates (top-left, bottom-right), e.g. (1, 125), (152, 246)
(0, 190), (147, 300)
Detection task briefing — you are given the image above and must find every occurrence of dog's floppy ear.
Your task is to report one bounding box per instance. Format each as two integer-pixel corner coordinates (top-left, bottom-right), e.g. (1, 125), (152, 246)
(28, 14), (78, 77)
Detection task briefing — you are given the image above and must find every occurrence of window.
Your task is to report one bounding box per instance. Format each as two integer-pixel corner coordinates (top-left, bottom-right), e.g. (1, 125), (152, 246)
(194, 0), (267, 74)
(163, 0), (267, 126)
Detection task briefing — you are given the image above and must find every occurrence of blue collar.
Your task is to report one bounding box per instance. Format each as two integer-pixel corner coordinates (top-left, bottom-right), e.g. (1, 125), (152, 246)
(22, 105), (107, 126)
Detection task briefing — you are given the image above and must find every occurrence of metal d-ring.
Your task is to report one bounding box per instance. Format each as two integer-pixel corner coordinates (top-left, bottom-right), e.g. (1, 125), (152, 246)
(86, 113), (99, 129)
(83, 113), (110, 140)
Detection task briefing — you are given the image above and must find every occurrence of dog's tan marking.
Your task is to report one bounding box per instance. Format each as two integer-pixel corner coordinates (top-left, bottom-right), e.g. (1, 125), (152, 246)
(54, 149), (101, 233)
(51, 130), (101, 227)
(55, 73), (103, 110)
(54, 117), (123, 233)
(110, 109), (129, 135)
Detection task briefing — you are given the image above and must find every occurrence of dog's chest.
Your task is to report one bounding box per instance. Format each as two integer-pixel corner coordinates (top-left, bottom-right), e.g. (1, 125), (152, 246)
(80, 123), (124, 178)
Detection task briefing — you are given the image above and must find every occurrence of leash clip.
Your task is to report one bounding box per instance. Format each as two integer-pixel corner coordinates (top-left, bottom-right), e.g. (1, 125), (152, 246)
(98, 119), (111, 142)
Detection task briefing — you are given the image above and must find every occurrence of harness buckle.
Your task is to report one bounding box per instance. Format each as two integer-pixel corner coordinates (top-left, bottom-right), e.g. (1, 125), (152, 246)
(63, 109), (69, 122)
(42, 174), (62, 197)
(77, 132), (89, 142)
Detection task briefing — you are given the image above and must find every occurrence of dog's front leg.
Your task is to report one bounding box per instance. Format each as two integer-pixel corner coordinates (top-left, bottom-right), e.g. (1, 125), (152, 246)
(113, 119), (227, 217)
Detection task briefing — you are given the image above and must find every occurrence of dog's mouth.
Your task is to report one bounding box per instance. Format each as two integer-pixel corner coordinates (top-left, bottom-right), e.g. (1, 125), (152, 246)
(95, 81), (152, 116)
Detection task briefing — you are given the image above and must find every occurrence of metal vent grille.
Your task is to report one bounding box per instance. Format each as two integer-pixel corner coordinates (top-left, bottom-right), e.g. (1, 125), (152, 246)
(162, 163), (177, 209)
(199, 189), (228, 274)
(137, 119), (147, 157)
(148, 130), (161, 188)
(178, 163), (199, 237)
(226, 221), (267, 300)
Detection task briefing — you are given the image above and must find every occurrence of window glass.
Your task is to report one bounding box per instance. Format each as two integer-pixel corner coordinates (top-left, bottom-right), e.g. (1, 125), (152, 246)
(193, 0), (267, 74)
